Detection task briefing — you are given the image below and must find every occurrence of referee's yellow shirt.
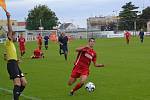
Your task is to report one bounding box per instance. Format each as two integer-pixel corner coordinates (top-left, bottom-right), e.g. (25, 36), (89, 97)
(5, 39), (17, 61)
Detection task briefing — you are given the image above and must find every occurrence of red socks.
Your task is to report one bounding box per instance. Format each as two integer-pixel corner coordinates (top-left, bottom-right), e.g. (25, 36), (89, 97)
(72, 83), (84, 92)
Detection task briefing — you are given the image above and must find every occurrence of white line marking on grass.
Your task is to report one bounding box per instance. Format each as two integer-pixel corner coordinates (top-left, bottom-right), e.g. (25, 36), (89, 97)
(0, 87), (41, 100)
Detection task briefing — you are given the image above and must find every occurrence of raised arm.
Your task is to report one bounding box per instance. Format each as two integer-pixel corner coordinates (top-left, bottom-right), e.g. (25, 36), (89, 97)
(6, 11), (13, 39)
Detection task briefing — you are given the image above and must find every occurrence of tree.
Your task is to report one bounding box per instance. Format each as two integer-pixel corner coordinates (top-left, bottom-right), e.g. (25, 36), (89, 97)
(26, 5), (59, 30)
(119, 2), (139, 30)
(137, 7), (150, 30)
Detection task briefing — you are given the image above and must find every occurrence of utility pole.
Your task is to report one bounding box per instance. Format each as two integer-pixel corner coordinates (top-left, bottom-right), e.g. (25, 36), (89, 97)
(134, 20), (137, 36)
(39, 19), (44, 35)
(113, 10), (119, 33)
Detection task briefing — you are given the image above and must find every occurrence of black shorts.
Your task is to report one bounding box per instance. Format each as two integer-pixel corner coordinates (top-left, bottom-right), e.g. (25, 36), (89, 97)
(44, 41), (48, 46)
(62, 45), (68, 53)
(7, 60), (24, 80)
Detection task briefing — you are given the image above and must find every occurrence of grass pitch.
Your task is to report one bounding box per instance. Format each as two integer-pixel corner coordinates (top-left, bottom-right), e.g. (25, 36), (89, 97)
(0, 37), (150, 100)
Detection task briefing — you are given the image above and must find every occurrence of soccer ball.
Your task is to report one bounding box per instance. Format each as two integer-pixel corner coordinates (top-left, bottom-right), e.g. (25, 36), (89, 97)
(85, 82), (95, 92)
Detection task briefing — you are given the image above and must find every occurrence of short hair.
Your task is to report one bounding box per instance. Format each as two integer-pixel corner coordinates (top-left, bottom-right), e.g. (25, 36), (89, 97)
(88, 38), (95, 42)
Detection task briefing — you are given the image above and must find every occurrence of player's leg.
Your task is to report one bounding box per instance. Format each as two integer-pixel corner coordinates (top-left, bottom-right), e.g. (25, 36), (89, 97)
(19, 77), (27, 95)
(70, 75), (87, 94)
(62, 46), (68, 60)
(44, 41), (48, 50)
(22, 46), (25, 56)
(18, 68), (27, 95)
(39, 42), (42, 50)
(68, 77), (77, 86)
(46, 41), (48, 50)
(128, 38), (129, 44)
(19, 46), (23, 57)
(21, 46), (25, 57)
(59, 45), (63, 55)
(39, 45), (42, 50)
(13, 78), (21, 100)
(7, 60), (22, 100)
(68, 77), (77, 96)
(141, 37), (144, 43)
(126, 38), (129, 44)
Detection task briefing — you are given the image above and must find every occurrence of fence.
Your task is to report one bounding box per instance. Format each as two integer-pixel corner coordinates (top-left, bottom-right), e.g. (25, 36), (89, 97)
(0, 38), (6, 43)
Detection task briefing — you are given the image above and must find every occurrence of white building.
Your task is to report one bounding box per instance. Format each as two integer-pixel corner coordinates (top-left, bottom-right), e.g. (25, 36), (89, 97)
(87, 16), (118, 31)
(147, 21), (150, 32)
(59, 23), (77, 31)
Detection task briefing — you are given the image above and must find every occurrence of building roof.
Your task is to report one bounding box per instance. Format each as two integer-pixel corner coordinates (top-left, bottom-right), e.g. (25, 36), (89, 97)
(17, 22), (27, 26)
(2, 26), (26, 32)
(59, 23), (72, 29)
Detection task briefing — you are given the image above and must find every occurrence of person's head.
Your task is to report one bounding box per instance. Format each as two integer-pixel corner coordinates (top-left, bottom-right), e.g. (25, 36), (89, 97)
(140, 29), (143, 31)
(20, 33), (23, 37)
(88, 38), (95, 48)
(61, 32), (65, 36)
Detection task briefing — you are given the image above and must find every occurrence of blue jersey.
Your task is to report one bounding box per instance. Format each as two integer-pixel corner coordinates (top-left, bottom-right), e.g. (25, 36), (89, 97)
(139, 31), (144, 38)
(44, 36), (49, 41)
(58, 36), (68, 46)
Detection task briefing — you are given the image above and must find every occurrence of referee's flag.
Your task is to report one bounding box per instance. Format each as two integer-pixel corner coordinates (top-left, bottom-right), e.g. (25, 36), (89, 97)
(0, 0), (6, 11)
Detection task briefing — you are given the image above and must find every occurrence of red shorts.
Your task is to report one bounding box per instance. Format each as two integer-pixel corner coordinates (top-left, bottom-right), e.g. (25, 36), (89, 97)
(70, 66), (89, 78)
(32, 56), (41, 59)
(38, 42), (42, 45)
(19, 45), (25, 52)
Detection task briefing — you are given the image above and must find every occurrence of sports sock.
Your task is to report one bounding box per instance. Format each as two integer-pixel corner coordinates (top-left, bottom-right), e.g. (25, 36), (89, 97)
(23, 52), (25, 55)
(72, 83), (84, 92)
(13, 85), (20, 100)
(21, 52), (23, 56)
(19, 85), (25, 95)
(64, 54), (67, 60)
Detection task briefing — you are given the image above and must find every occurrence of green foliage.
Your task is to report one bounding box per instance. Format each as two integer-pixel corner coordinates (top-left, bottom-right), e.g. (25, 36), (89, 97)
(119, 2), (139, 30)
(137, 7), (150, 30)
(26, 5), (58, 30)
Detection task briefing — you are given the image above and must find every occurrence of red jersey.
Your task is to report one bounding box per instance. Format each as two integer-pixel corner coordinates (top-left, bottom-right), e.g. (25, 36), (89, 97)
(74, 47), (96, 70)
(37, 35), (42, 43)
(124, 32), (131, 38)
(34, 49), (42, 57)
(18, 37), (25, 46)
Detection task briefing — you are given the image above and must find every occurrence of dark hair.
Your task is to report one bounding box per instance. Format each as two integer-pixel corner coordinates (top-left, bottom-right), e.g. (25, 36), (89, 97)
(88, 38), (95, 42)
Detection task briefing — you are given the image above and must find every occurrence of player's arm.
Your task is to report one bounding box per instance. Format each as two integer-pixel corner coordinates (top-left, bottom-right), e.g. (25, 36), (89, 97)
(6, 11), (13, 40)
(129, 33), (132, 38)
(92, 54), (104, 67)
(58, 41), (63, 45)
(58, 37), (63, 45)
(76, 45), (89, 52)
(24, 38), (26, 45)
(66, 36), (69, 43)
(94, 63), (104, 67)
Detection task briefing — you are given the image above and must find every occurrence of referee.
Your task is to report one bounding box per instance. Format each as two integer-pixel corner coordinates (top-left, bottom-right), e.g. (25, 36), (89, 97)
(5, 11), (27, 100)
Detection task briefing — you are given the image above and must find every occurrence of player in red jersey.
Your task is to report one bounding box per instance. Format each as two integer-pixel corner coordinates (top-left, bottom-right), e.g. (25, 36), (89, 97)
(124, 30), (131, 44)
(31, 48), (44, 59)
(18, 33), (26, 57)
(37, 33), (42, 50)
(68, 38), (104, 96)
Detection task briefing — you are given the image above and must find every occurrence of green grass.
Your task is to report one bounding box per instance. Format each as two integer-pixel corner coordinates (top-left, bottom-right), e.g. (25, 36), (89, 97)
(0, 37), (150, 100)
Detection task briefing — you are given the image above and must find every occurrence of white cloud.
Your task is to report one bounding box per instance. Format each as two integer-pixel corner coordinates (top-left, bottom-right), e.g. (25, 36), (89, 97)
(1, 0), (150, 28)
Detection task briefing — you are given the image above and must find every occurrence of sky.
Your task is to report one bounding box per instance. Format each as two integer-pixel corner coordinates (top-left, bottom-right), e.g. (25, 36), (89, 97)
(0, 0), (150, 28)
